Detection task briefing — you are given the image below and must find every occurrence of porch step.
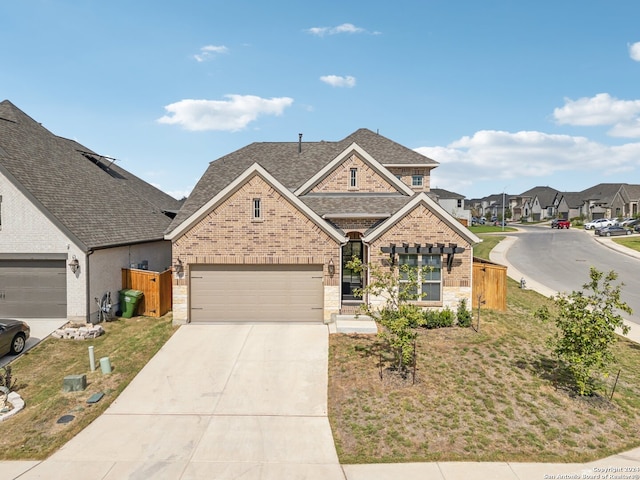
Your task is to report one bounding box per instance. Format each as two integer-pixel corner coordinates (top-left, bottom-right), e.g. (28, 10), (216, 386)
(334, 314), (377, 334)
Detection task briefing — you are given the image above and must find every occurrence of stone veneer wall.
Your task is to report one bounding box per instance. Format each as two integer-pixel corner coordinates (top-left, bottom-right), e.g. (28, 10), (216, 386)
(171, 174), (341, 324)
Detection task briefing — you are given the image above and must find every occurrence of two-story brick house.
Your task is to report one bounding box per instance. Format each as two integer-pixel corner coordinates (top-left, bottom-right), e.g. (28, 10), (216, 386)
(165, 129), (480, 324)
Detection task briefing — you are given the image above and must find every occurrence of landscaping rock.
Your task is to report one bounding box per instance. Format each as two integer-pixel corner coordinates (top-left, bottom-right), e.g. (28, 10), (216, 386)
(52, 323), (105, 340)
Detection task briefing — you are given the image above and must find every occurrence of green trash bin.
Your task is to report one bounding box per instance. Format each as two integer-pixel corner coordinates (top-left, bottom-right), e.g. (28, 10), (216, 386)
(119, 289), (144, 318)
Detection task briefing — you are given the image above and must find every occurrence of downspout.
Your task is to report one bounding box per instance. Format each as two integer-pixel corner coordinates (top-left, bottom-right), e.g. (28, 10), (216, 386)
(85, 249), (94, 324)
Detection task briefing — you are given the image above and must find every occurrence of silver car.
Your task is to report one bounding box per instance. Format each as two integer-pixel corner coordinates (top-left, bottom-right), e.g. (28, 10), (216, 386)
(0, 319), (30, 357)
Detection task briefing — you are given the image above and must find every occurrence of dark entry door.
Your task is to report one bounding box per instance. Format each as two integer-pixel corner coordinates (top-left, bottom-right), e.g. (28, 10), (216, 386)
(342, 240), (363, 301)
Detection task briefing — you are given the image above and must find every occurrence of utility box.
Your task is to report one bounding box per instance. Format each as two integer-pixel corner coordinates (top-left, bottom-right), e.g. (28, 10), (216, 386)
(63, 374), (87, 392)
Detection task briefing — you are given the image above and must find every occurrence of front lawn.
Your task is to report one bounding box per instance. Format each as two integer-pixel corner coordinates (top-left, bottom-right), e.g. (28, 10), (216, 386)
(0, 314), (177, 460)
(328, 281), (640, 464)
(613, 236), (640, 253)
(468, 225), (518, 234)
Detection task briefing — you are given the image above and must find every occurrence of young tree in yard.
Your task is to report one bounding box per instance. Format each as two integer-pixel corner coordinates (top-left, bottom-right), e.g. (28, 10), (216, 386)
(536, 267), (632, 396)
(347, 256), (428, 374)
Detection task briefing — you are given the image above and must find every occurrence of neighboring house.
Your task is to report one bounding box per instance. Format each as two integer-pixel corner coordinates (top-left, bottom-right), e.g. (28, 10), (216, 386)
(556, 192), (584, 220)
(0, 100), (182, 322)
(467, 193), (510, 221)
(165, 129), (481, 325)
(578, 183), (630, 220)
(518, 186), (560, 221)
(429, 188), (471, 224)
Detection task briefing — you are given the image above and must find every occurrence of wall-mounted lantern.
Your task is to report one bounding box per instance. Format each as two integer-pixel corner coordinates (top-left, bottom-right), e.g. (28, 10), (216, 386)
(328, 258), (335, 277)
(68, 255), (80, 274)
(174, 258), (184, 275)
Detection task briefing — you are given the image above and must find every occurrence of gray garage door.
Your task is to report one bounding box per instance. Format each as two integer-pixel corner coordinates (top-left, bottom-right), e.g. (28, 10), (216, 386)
(0, 259), (67, 318)
(190, 264), (323, 323)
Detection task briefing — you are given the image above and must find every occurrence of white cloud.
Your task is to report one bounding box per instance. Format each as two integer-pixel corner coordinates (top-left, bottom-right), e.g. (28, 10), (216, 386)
(306, 23), (366, 37)
(416, 130), (640, 191)
(320, 75), (356, 88)
(553, 93), (640, 137)
(157, 95), (294, 131)
(629, 41), (640, 61)
(193, 45), (229, 62)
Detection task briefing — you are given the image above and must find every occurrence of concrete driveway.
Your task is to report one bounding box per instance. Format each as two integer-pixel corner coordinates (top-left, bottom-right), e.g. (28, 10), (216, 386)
(15, 324), (344, 480)
(0, 318), (68, 368)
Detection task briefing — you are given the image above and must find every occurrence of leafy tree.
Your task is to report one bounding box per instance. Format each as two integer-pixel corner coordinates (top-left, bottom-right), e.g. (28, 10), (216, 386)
(536, 267), (631, 396)
(347, 256), (429, 373)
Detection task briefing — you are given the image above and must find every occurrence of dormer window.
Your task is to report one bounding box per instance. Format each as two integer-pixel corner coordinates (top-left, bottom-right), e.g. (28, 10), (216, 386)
(412, 175), (423, 187)
(252, 198), (262, 220)
(350, 168), (357, 188)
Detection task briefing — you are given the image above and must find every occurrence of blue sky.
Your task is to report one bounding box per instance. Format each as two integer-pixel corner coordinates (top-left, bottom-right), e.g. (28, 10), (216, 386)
(2, 1), (640, 200)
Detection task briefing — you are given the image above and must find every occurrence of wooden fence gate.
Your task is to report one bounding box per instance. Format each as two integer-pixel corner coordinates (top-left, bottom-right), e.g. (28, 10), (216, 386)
(472, 258), (507, 311)
(121, 268), (172, 317)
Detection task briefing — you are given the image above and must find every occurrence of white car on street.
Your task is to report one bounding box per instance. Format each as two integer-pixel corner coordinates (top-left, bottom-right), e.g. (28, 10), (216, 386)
(584, 218), (615, 230)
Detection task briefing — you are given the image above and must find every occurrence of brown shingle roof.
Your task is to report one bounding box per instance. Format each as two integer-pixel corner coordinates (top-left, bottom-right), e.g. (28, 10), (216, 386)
(0, 100), (182, 250)
(168, 128), (436, 232)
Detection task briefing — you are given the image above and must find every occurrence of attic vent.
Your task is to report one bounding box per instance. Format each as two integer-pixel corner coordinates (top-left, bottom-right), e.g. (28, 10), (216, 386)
(78, 151), (125, 179)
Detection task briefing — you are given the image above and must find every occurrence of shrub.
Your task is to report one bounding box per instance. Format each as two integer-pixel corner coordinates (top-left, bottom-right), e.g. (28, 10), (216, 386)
(456, 298), (473, 327)
(422, 308), (454, 329)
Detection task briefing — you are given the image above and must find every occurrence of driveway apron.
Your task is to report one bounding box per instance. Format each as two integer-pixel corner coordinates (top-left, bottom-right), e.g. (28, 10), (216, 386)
(18, 324), (344, 480)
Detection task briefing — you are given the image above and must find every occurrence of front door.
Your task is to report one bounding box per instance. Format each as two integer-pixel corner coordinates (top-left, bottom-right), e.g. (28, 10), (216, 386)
(342, 240), (363, 301)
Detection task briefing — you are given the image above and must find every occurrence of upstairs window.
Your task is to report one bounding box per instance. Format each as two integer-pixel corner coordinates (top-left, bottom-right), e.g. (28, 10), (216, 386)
(350, 168), (358, 188)
(252, 198), (262, 220)
(412, 175), (423, 187)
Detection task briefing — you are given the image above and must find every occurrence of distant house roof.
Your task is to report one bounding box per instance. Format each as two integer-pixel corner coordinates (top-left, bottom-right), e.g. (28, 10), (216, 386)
(167, 128), (438, 232)
(518, 186), (560, 207)
(0, 100), (182, 250)
(579, 183), (625, 204)
(558, 191), (585, 208)
(429, 188), (465, 200)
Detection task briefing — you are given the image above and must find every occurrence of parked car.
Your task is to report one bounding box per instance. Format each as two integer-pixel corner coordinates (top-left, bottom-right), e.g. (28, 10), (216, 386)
(595, 225), (632, 237)
(551, 219), (571, 229)
(584, 218), (615, 230)
(618, 218), (635, 227)
(0, 319), (30, 357)
(625, 218), (640, 229)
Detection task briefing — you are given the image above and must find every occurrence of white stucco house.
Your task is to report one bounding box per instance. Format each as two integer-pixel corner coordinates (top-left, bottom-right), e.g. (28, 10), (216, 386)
(0, 100), (182, 322)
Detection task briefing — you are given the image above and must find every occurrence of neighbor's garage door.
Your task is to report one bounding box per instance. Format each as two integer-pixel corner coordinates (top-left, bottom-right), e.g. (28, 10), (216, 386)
(0, 260), (67, 317)
(190, 264), (323, 323)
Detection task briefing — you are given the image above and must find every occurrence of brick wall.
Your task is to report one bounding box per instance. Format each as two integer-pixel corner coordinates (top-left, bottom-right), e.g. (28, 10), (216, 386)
(386, 166), (433, 192)
(330, 217), (382, 232)
(311, 154), (397, 193)
(368, 203), (473, 310)
(172, 174), (341, 323)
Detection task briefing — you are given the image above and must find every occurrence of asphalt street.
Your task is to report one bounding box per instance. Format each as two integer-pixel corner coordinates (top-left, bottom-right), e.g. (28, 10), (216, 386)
(505, 224), (640, 325)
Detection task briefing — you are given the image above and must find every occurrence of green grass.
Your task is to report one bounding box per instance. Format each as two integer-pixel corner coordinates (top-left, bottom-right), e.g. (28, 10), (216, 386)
(328, 281), (640, 464)
(469, 225), (518, 234)
(473, 234), (503, 261)
(0, 314), (177, 460)
(613, 236), (640, 252)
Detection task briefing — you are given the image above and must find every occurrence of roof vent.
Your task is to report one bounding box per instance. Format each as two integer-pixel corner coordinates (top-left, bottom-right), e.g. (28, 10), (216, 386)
(298, 133), (303, 154)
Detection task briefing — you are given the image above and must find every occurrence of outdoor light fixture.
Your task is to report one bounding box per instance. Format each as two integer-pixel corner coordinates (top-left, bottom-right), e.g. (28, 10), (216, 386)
(328, 258), (335, 277)
(174, 259), (183, 275)
(68, 255), (80, 274)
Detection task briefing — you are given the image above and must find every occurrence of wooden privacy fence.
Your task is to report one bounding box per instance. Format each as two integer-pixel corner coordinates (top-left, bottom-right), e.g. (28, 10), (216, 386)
(121, 268), (172, 317)
(472, 258), (507, 311)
